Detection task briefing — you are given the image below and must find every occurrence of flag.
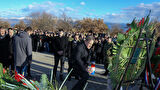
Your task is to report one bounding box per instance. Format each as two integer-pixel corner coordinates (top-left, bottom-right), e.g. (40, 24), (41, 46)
(145, 67), (150, 85)
(155, 78), (160, 90)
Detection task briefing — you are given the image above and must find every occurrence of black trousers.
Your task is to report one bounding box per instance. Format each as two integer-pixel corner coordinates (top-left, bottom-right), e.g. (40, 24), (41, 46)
(53, 56), (65, 78)
(27, 60), (32, 76)
(68, 59), (77, 79)
(68, 58), (72, 75)
(71, 69), (89, 90)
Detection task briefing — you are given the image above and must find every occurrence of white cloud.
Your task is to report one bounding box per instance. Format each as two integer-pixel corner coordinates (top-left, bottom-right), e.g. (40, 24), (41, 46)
(21, 1), (76, 16)
(2, 1), (160, 23)
(21, 1), (64, 15)
(0, 9), (26, 19)
(10, 17), (26, 20)
(65, 7), (74, 11)
(102, 2), (160, 23)
(80, 2), (85, 5)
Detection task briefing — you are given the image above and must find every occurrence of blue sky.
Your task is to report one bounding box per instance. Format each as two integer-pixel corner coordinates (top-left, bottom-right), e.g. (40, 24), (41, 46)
(0, 0), (160, 23)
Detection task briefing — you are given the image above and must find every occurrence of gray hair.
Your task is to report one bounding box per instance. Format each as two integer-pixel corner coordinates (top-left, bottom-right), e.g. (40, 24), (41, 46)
(85, 35), (95, 42)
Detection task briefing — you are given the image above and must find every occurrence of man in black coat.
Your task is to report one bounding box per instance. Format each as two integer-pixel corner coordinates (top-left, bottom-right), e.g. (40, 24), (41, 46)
(8, 28), (14, 71)
(71, 36), (94, 90)
(94, 37), (103, 64)
(68, 34), (80, 80)
(52, 29), (68, 81)
(0, 27), (10, 68)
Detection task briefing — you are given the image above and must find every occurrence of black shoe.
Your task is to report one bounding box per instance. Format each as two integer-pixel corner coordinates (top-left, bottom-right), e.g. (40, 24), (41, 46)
(52, 75), (56, 82)
(60, 75), (64, 81)
(28, 74), (32, 78)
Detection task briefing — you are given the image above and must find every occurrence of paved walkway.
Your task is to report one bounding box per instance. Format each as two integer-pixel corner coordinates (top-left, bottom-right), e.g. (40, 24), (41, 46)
(31, 52), (108, 90)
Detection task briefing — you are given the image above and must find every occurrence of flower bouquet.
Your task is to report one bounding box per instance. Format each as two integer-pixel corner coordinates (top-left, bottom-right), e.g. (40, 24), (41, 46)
(0, 63), (67, 90)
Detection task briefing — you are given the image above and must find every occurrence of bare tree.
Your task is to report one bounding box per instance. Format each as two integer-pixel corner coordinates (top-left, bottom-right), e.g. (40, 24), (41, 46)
(27, 12), (57, 32)
(56, 12), (73, 32)
(14, 20), (26, 30)
(0, 20), (11, 28)
(74, 18), (108, 33)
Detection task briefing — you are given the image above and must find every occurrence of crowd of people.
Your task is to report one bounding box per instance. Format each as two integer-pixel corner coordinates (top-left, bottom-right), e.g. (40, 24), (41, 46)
(0, 26), (117, 89)
(0, 26), (160, 90)
(30, 29), (117, 90)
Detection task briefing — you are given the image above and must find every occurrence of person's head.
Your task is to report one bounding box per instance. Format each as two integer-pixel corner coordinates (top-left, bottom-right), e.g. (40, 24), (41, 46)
(74, 34), (79, 41)
(105, 34), (109, 40)
(98, 37), (101, 43)
(114, 34), (117, 38)
(58, 29), (64, 37)
(108, 37), (112, 43)
(85, 36), (94, 49)
(8, 28), (14, 38)
(24, 26), (32, 35)
(0, 26), (6, 36)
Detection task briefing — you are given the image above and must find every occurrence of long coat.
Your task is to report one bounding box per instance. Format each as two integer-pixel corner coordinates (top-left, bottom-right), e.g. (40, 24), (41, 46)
(53, 36), (68, 56)
(72, 42), (91, 72)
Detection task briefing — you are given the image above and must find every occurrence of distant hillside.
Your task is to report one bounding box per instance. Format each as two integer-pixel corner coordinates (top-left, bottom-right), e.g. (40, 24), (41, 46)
(105, 22), (128, 31)
(1, 18), (28, 26)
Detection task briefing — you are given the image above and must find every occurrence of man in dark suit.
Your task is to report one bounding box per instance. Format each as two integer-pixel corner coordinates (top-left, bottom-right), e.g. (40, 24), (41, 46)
(71, 36), (94, 90)
(53, 29), (68, 81)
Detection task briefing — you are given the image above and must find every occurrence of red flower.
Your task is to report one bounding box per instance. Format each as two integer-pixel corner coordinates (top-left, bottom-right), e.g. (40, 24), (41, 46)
(141, 18), (144, 25)
(3, 68), (6, 74)
(126, 28), (131, 33)
(138, 20), (142, 27)
(14, 71), (24, 82)
(23, 83), (27, 86)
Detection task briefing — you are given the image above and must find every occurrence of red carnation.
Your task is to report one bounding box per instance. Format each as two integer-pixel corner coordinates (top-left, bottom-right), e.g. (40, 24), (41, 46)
(141, 18), (144, 25)
(14, 71), (24, 82)
(126, 28), (131, 33)
(3, 68), (6, 74)
(138, 20), (142, 27)
(23, 83), (26, 85)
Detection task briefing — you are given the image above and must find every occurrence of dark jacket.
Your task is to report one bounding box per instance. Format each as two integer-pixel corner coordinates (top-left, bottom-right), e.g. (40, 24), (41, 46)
(0, 35), (10, 64)
(72, 41), (91, 72)
(68, 40), (80, 58)
(13, 31), (32, 67)
(95, 42), (103, 54)
(53, 36), (68, 56)
(102, 40), (113, 58)
(8, 35), (14, 57)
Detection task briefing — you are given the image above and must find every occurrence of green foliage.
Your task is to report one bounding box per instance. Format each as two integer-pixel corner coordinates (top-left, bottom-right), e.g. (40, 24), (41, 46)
(117, 33), (125, 44)
(0, 63), (3, 78)
(0, 64), (67, 90)
(109, 11), (157, 88)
